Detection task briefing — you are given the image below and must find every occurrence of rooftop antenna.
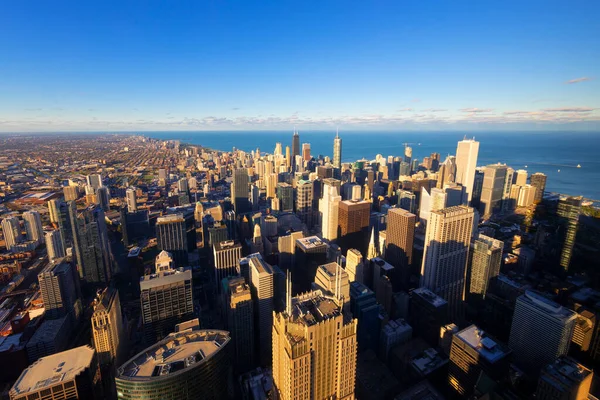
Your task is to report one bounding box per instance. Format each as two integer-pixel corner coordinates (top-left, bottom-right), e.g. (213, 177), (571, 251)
(286, 270), (292, 315)
(336, 126), (339, 138)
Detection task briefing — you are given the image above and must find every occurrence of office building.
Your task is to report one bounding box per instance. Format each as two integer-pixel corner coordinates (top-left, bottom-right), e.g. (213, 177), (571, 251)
(291, 131), (300, 169)
(63, 184), (79, 201)
(96, 186), (110, 211)
(469, 234), (503, 298)
(213, 240), (242, 287)
(116, 329), (231, 400)
(346, 248), (364, 283)
(419, 187), (447, 228)
(420, 206), (474, 320)
(337, 199), (370, 252)
(557, 196), (583, 272)
(530, 172), (547, 204)
(246, 253), (274, 366)
(156, 213), (188, 267)
(509, 291), (577, 375)
(455, 138), (479, 204)
(140, 252), (194, 343)
(501, 167), (515, 212)
(25, 316), (71, 363)
(266, 172), (278, 199)
(1, 216), (22, 249)
(536, 356), (592, 400)
(38, 259), (81, 321)
(479, 164), (507, 217)
(232, 167), (250, 213)
(273, 290), (357, 400)
(10, 346), (102, 400)
(126, 187), (138, 212)
(45, 229), (65, 261)
(410, 287), (449, 347)
(380, 319), (413, 362)
(294, 236), (329, 293)
(158, 168), (167, 186)
(313, 262), (350, 309)
(86, 174), (103, 189)
(333, 131), (342, 168)
(396, 190), (416, 214)
(224, 277), (254, 372)
(296, 179), (314, 228)
(23, 211), (43, 244)
(277, 182), (294, 212)
(177, 177), (189, 193)
(319, 182), (341, 240)
(448, 325), (511, 397)
(516, 184), (536, 207)
(91, 286), (124, 366)
(278, 230), (304, 271)
(514, 169), (528, 186)
(350, 281), (380, 352)
(302, 142), (311, 161)
(386, 208), (416, 288)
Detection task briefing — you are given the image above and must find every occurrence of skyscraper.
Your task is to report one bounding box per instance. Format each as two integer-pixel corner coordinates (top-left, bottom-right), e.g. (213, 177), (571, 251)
(333, 130), (342, 169)
(22, 211), (43, 244)
(126, 187), (138, 212)
(455, 138), (480, 204)
(91, 286), (124, 366)
(319, 182), (341, 240)
(38, 259), (81, 321)
(302, 142), (311, 161)
(156, 213), (188, 267)
(45, 229), (65, 261)
(337, 199), (371, 253)
(276, 182), (294, 212)
(140, 251), (194, 343)
(63, 184), (79, 201)
(479, 164), (507, 217)
(1, 216), (23, 249)
(386, 208), (416, 288)
(213, 240), (242, 286)
(346, 248), (364, 283)
(96, 186), (110, 212)
(48, 198), (61, 224)
(266, 172), (278, 199)
(292, 131), (300, 170)
(224, 276), (254, 372)
(410, 287), (449, 347)
(509, 291), (577, 375)
(272, 290), (357, 400)
(469, 234), (503, 298)
(557, 196), (582, 271)
(296, 179), (314, 229)
(514, 169), (528, 186)
(232, 167), (250, 213)
(115, 329), (231, 400)
(247, 253), (274, 367)
(530, 172), (547, 204)
(86, 173), (103, 190)
(420, 205), (474, 321)
(536, 356), (592, 400)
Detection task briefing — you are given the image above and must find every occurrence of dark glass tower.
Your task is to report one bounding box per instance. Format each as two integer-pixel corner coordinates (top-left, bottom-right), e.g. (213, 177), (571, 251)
(557, 196), (582, 271)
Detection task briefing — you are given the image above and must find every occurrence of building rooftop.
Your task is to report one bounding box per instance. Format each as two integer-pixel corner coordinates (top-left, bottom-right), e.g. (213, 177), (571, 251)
(11, 346), (95, 397)
(288, 290), (342, 327)
(411, 347), (448, 376)
(521, 290), (577, 320)
(26, 316), (68, 347)
(412, 287), (447, 307)
(456, 325), (510, 363)
(395, 380), (445, 400)
(214, 240), (241, 252)
(140, 267), (191, 290)
(540, 356), (592, 390)
(117, 329), (230, 381)
(156, 213), (184, 224)
(296, 236), (328, 251)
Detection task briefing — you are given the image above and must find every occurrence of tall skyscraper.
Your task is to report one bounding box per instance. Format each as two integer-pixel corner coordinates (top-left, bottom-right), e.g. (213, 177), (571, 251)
(557, 196), (582, 271)
(386, 208), (416, 288)
(38, 259), (81, 321)
(272, 290), (357, 400)
(45, 229), (65, 261)
(48, 198), (61, 224)
(448, 325), (511, 397)
(10, 346), (102, 400)
(514, 169), (528, 186)
(410, 287), (449, 347)
(469, 234), (503, 298)
(404, 145), (413, 166)
(96, 186), (110, 212)
(156, 213), (188, 267)
(116, 329), (231, 400)
(319, 182), (341, 240)
(86, 173), (103, 190)
(455, 138), (480, 204)
(291, 130), (300, 170)
(63, 184), (79, 201)
(247, 253), (274, 366)
(140, 251), (194, 343)
(509, 291), (577, 375)
(346, 248), (364, 283)
(479, 164), (507, 217)
(213, 240), (242, 286)
(277, 182), (294, 212)
(398, 190), (416, 213)
(536, 356), (592, 400)
(313, 262), (350, 309)
(22, 211), (43, 244)
(530, 172), (547, 204)
(296, 179), (314, 229)
(91, 286), (124, 366)
(1, 216), (23, 249)
(266, 172), (278, 199)
(232, 167), (251, 213)
(126, 187), (138, 212)
(333, 130), (342, 169)
(337, 199), (371, 253)
(420, 205), (474, 321)
(224, 276), (254, 372)
(302, 142), (311, 161)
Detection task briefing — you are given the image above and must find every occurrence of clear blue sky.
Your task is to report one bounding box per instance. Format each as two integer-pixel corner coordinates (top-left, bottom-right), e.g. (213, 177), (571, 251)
(0, 0), (598, 131)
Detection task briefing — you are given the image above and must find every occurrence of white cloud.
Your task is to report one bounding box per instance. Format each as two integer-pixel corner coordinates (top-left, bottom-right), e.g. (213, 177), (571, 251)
(565, 77), (592, 84)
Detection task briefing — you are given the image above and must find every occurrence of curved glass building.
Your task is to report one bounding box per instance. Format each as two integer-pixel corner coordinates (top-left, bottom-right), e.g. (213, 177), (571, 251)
(116, 329), (231, 400)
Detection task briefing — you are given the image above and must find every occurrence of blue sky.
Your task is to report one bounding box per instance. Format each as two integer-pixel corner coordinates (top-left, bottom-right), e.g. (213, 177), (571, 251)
(0, 0), (598, 131)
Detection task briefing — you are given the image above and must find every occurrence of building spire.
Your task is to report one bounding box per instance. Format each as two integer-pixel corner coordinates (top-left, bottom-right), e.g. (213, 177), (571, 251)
(367, 227), (378, 260)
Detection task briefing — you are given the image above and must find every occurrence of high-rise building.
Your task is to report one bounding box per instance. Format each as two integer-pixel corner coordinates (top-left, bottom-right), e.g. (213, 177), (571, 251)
(278, 230), (304, 271)
(346, 248), (364, 283)
(266, 172), (278, 199)
(277, 182), (294, 212)
(514, 169), (528, 186)
(224, 277), (254, 372)
(319, 182), (341, 240)
(272, 290), (357, 400)
(1, 216), (23, 250)
(509, 291), (577, 375)
(63, 184), (79, 201)
(448, 325), (511, 397)
(410, 287), (449, 347)
(45, 229), (65, 261)
(420, 206), (474, 321)
(177, 177), (189, 193)
(536, 356), (592, 400)
(156, 213), (188, 267)
(296, 179), (314, 229)
(302, 142), (311, 161)
(48, 198), (61, 224)
(140, 251), (194, 343)
(22, 211), (43, 244)
(96, 186), (110, 211)
(530, 172), (547, 204)
(337, 199), (370, 253)
(313, 262), (350, 308)
(38, 259), (81, 321)
(292, 131), (300, 170)
(479, 164), (507, 217)
(557, 196), (582, 272)
(246, 253), (274, 366)
(350, 281), (380, 352)
(126, 187), (138, 212)
(91, 286), (124, 366)
(116, 328), (231, 400)
(333, 131), (342, 169)
(469, 234), (503, 298)
(455, 138), (480, 204)
(232, 167), (251, 213)
(386, 208), (416, 288)
(404, 146), (413, 166)
(213, 240), (242, 286)
(10, 346), (102, 400)
(86, 174), (103, 190)
(398, 190), (416, 214)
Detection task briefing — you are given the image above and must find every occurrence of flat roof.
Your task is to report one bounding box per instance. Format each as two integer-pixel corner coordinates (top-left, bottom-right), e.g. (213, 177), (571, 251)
(288, 291), (342, 327)
(412, 287), (447, 307)
(456, 325), (510, 363)
(156, 213), (184, 224)
(296, 236), (327, 250)
(540, 356), (592, 388)
(11, 346), (95, 396)
(117, 330), (230, 381)
(521, 290), (576, 320)
(140, 267), (191, 290)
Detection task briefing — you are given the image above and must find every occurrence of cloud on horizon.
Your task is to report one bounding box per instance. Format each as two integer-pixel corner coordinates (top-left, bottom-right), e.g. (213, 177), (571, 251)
(565, 77), (593, 84)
